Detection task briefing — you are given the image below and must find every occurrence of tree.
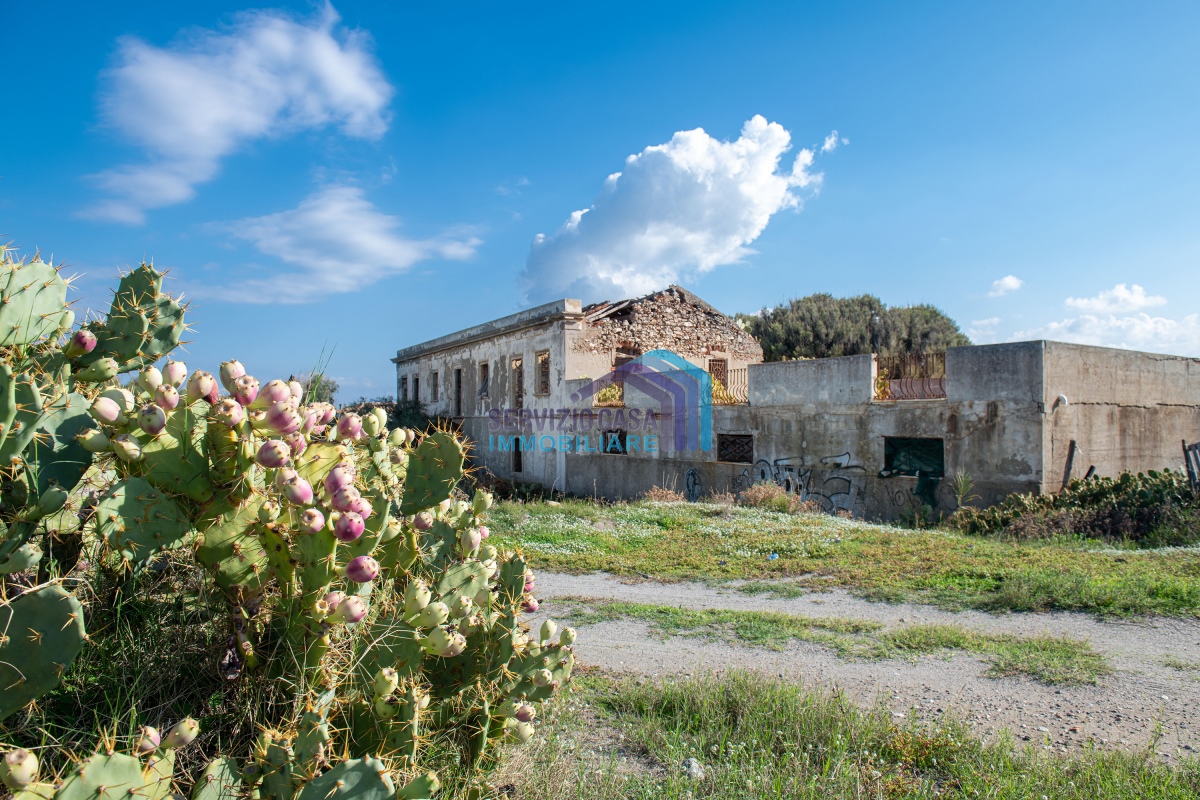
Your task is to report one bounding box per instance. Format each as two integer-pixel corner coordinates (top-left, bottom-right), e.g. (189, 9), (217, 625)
(738, 294), (970, 361)
(295, 372), (340, 404)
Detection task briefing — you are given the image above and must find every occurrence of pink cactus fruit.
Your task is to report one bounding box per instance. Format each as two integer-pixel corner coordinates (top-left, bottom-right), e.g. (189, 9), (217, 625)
(231, 375), (260, 407)
(257, 379), (292, 407)
(284, 431), (307, 457)
(324, 464), (355, 495)
(137, 366), (163, 393)
(89, 396), (122, 424)
(163, 360), (187, 387)
(213, 398), (244, 428)
(256, 440), (291, 469)
(299, 508), (325, 534)
(266, 400), (302, 434)
(162, 717), (200, 748)
(136, 726), (161, 754)
(412, 511), (434, 531)
(66, 328), (98, 357)
(284, 477), (314, 506)
(513, 702), (536, 723)
(288, 379), (305, 399)
(478, 525), (490, 540)
(334, 511), (365, 542)
(336, 413), (362, 440)
(219, 360), (246, 392)
(137, 403), (167, 435)
(154, 384), (181, 411)
(347, 495), (374, 519)
(523, 597), (539, 613)
(345, 555), (379, 583)
(323, 590), (345, 611)
(332, 595), (367, 624)
(186, 371), (218, 404)
(331, 485), (362, 513)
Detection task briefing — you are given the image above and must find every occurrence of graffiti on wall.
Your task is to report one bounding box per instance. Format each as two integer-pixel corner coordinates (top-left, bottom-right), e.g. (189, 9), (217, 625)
(735, 452), (867, 512)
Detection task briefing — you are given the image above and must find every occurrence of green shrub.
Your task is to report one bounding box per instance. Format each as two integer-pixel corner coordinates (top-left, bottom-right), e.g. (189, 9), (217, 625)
(952, 470), (1199, 546)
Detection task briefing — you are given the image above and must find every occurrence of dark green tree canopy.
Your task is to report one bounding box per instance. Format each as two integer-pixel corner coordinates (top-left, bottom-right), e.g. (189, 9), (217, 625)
(738, 294), (970, 361)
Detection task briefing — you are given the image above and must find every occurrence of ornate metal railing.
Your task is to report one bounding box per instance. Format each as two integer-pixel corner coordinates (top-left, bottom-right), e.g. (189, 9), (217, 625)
(713, 367), (748, 404)
(875, 352), (947, 401)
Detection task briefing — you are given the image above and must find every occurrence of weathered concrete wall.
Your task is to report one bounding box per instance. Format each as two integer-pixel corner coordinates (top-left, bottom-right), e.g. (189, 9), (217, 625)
(1040, 342), (1200, 490)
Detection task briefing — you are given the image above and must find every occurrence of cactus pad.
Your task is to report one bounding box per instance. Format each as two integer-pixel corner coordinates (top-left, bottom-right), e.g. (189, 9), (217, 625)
(0, 257), (68, 347)
(96, 478), (192, 564)
(400, 432), (464, 516)
(30, 391), (94, 497)
(297, 757), (395, 800)
(54, 753), (147, 800)
(75, 264), (185, 373)
(196, 496), (269, 592)
(0, 541), (42, 575)
(137, 404), (213, 502)
(191, 758), (241, 800)
(397, 772), (440, 800)
(0, 585), (87, 720)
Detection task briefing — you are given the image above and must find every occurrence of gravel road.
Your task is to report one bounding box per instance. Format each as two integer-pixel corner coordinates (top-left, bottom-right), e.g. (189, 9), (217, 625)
(530, 572), (1200, 760)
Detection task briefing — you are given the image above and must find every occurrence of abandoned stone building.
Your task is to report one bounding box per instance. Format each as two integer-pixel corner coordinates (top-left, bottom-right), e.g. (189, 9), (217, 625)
(393, 287), (1200, 520)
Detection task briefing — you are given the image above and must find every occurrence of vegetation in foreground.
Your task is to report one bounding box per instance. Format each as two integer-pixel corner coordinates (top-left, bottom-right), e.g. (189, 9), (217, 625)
(0, 247), (570, 800)
(555, 599), (1112, 686)
(499, 670), (1200, 799)
(486, 499), (1200, 616)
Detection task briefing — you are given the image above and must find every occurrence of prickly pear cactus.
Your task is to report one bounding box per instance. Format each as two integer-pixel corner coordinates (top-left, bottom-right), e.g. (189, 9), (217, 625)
(0, 239), (570, 792)
(0, 584), (86, 721)
(0, 246), (189, 586)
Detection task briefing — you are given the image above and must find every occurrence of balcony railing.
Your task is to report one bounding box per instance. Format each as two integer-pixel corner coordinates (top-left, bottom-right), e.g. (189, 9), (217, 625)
(713, 367), (748, 404)
(875, 352), (947, 401)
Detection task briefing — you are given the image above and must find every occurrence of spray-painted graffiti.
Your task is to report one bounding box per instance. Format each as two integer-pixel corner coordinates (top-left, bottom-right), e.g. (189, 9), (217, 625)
(735, 452), (867, 512)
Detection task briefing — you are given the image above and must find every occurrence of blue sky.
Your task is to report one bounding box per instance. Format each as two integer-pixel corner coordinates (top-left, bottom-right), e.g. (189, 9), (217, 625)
(3, 1), (1198, 399)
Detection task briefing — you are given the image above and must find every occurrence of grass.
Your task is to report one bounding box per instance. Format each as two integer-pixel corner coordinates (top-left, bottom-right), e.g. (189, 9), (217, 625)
(496, 670), (1200, 799)
(1164, 656), (1200, 676)
(488, 498), (1200, 616)
(557, 598), (1112, 685)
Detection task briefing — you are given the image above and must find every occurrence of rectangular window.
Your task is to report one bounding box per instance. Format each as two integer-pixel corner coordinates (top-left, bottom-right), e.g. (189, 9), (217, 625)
(454, 368), (463, 416)
(478, 362), (489, 398)
(708, 358), (728, 386)
(600, 429), (628, 455)
(413, 376), (420, 402)
(511, 357), (524, 409)
(400, 374), (409, 402)
(512, 446), (522, 473)
(883, 437), (945, 478)
(535, 350), (551, 395)
(431, 371), (439, 403)
(717, 434), (753, 464)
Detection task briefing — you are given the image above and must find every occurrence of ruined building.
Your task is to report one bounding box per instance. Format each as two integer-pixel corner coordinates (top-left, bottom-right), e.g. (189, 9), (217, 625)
(392, 287), (1200, 520)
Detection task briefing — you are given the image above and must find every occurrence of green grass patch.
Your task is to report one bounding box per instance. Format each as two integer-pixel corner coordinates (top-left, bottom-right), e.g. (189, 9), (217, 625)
(557, 598), (1112, 685)
(1164, 656), (1200, 675)
(489, 499), (1200, 616)
(498, 671), (1199, 799)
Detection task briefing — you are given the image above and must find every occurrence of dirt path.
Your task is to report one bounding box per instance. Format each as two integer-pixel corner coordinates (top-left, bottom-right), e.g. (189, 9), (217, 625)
(530, 572), (1200, 760)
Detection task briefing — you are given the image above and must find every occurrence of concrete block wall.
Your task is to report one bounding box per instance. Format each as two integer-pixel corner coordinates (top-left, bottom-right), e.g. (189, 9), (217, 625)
(1040, 342), (1200, 489)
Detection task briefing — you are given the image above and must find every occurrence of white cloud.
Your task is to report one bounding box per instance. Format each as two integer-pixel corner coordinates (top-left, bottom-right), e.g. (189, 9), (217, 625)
(1013, 313), (1200, 356)
(988, 275), (1023, 297)
(208, 185), (480, 303)
(82, 4), (392, 224)
(821, 130), (841, 152)
(968, 317), (1001, 343)
(521, 115), (822, 304)
(1064, 283), (1167, 313)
